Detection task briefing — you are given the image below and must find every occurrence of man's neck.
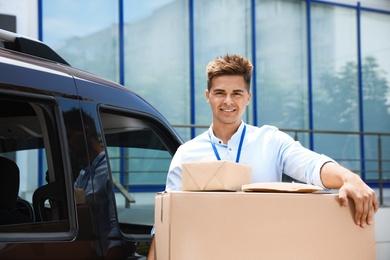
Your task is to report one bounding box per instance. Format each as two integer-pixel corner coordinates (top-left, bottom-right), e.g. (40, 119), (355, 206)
(88, 143), (104, 164)
(212, 121), (241, 144)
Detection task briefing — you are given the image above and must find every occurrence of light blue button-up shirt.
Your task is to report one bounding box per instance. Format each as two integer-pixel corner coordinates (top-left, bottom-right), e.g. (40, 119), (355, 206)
(74, 152), (119, 240)
(166, 122), (334, 191)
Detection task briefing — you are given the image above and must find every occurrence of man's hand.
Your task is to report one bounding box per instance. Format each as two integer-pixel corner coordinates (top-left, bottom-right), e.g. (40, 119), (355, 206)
(338, 174), (378, 227)
(148, 235), (156, 260)
(321, 162), (379, 227)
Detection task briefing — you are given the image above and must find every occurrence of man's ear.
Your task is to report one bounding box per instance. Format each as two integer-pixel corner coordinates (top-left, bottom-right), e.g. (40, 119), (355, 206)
(247, 91), (252, 105)
(205, 89), (210, 103)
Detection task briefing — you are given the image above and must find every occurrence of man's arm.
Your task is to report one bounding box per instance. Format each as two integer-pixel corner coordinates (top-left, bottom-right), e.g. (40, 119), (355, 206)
(320, 162), (379, 227)
(148, 235), (155, 259)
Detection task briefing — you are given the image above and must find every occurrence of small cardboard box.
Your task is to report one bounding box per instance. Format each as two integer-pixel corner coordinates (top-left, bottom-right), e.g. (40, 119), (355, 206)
(154, 191), (375, 260)
(182, 160), (252, 191)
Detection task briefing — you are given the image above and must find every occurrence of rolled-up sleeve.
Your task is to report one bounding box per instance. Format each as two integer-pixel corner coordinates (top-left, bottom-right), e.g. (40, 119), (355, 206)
(276, 130), (336, 189)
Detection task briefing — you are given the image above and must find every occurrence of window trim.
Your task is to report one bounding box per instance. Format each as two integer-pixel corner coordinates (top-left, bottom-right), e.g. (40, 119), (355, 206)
(0, 91), (78, 242)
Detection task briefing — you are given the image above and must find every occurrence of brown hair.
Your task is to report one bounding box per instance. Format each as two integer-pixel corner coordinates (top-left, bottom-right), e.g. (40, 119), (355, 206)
(206, 54), (253, 91)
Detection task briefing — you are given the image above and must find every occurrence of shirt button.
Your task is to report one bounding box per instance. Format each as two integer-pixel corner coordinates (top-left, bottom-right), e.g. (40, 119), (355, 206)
(229, 148), (232, 151)
(219, 141), (222, 144)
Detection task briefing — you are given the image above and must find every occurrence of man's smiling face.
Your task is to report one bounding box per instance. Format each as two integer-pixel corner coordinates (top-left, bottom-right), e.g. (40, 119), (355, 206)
(206, 74), (251, 128)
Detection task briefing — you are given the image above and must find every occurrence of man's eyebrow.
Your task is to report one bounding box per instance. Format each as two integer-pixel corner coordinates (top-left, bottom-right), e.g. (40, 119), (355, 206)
(212, 88), (226, 92)
(212, 88), (245, 93)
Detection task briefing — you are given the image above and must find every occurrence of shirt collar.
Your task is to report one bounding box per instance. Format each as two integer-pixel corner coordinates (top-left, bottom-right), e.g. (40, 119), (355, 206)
(93, 151), (106, 167)
(208, 121), (246, 145)
(84, 151), (105, 171)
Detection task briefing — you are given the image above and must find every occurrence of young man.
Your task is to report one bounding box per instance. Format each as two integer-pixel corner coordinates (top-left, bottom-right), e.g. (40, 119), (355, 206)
(148, 54), (378, 259)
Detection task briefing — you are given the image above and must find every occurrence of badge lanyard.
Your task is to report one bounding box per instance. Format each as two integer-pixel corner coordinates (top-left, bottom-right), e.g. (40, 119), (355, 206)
(209, 124), (246, 163)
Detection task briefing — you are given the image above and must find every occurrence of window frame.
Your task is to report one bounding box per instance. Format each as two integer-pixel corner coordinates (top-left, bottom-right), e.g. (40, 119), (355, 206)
(0, 90), (78, 242)
(98, 104), (180, 240)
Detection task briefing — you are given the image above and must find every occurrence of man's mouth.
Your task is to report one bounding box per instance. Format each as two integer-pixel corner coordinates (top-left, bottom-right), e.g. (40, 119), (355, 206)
(220, 108), (236, 112)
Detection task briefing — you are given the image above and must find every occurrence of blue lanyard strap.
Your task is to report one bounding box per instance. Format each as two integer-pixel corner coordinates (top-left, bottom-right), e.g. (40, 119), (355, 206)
(211, 140), (221, 160)
(209, 124), (246, 163)
(236, 124), (246, 163)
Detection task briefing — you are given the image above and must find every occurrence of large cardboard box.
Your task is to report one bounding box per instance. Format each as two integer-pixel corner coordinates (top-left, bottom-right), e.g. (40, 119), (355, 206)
(182, 160), (252, 191)
(154, 191), (375, 260)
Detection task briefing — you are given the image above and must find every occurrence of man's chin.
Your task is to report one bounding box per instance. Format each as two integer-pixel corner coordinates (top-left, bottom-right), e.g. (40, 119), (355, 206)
(215, 118), (241, 126)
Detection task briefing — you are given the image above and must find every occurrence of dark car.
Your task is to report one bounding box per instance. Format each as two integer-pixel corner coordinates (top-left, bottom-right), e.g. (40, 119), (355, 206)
(0, 29), (181, 259)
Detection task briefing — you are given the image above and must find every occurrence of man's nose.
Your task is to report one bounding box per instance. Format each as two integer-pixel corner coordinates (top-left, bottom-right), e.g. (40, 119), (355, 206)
(223, 95), (233, 104)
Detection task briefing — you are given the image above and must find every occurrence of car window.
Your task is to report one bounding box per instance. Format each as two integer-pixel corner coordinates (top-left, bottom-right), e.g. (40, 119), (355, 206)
(0, 93), (71, 239)
(99, 109), (172, 236)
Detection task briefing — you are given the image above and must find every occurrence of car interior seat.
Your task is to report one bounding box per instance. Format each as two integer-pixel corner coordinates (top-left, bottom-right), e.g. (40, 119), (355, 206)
(32, 179), (65, 222)
(0, 156), (32, 225)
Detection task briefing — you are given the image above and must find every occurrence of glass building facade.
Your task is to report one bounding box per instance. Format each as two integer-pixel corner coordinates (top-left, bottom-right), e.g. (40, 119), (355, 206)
(40, 0), (390, 187)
